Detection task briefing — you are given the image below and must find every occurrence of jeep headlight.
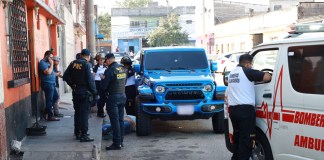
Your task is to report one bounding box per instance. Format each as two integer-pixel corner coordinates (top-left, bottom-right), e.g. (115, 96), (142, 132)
(155, 85), (166, 93)
(203, 84), (213, 92)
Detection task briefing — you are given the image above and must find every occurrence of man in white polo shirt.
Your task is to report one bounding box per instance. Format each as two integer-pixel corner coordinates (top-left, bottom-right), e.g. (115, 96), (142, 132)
(227, 54), (271, 160)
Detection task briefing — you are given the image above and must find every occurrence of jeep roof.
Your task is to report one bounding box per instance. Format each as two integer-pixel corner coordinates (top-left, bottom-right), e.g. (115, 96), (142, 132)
(142, 46), (205, 52)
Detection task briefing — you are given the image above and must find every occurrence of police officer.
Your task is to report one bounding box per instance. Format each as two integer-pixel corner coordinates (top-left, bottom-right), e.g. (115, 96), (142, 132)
(93, 52), (107, 117)
(63, 49), (97, 142)
(120, 56), (136, 116)
(227, 54), (271, 160)
(101, 53), (127, 150)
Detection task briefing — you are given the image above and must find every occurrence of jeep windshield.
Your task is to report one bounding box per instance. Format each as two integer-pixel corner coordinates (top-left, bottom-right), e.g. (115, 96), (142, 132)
(145, 51), (208, 71)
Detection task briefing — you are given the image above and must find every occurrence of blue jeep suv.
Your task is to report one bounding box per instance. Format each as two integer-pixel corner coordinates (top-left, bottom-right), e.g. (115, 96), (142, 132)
(134, 47), (225, 136)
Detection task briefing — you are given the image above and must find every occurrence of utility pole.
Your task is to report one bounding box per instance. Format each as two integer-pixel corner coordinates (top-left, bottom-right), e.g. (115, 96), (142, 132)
(166, 0), (169, 16)
(86, 0), (96, 64)
(202, 0), (206, 50)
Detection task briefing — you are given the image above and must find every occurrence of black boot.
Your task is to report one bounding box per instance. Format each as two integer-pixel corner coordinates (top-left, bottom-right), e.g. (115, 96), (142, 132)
(75, 133), (90, 140)
(105, 143), (122, 150)
(97, 113), (106, 118)
(79, 134), (94, 142)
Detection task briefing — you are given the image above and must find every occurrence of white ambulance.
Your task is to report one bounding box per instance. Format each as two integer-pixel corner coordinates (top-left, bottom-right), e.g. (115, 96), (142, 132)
(224, 23), (324, 160)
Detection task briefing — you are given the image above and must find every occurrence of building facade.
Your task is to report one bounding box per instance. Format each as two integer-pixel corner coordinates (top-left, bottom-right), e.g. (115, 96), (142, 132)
(213, 2), (324, 54)
(0, 0), (64, 159)
(111, 5), (196, 53)
(0, 0), (88, 158)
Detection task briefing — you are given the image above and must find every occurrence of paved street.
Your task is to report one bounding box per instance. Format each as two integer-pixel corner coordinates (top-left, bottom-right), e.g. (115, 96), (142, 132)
(101, 119), (231, 160)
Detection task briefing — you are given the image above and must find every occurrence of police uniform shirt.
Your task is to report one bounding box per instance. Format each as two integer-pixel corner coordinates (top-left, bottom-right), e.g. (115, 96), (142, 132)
(101, 62), (127, 94)
(228, 64), (264, 106)
(63, 57), (96, 94)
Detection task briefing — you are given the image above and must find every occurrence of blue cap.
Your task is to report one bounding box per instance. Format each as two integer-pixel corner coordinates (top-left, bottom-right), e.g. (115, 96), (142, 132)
(81, 49), (91, 56)
(105, 53), (115, 59)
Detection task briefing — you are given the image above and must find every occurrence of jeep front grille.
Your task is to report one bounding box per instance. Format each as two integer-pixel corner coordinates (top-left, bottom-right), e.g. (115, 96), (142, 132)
(165, 83), (202, 87)
(165, 90), (205, 100)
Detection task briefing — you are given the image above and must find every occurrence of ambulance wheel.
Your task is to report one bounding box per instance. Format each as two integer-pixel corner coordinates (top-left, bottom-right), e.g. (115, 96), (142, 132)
(212, 111), (225, 133)
(135, 96), (151, 136)
(251, 129), (274, 160)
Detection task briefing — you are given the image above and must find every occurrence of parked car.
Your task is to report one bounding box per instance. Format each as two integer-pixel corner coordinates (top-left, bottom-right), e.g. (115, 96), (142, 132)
(215, 53), (232, 72)
(132, 50), (141, 64)
(223, 52), (247, 73)
(113, 52), (128, 63)
(133, 46), (225, 136)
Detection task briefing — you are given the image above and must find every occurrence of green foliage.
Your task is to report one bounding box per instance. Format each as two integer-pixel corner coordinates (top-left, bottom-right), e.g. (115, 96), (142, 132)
(97, 13), (111, 39)
(147, 13), (189, 47)
(117, 0), (153, 8)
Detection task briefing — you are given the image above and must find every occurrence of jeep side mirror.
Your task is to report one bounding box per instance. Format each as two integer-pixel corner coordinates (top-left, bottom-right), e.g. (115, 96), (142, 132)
(134, 64), (141, 73)
(211, 61), (217, 71)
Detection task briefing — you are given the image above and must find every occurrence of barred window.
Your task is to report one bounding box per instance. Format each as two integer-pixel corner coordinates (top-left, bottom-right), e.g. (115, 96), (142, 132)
(7, 0), (30, 88)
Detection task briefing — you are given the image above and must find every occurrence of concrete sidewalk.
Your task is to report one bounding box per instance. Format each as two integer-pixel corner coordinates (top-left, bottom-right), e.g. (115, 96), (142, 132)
(21, 93), (103, 160)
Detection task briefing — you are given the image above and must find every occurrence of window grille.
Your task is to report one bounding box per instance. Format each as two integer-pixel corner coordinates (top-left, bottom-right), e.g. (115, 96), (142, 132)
(8, 0), (30, 88)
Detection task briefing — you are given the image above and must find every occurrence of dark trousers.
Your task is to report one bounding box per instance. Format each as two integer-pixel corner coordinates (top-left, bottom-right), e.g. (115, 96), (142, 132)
(125, 85), (136, 116)
(95, 81), (107, 114)
(106, 93), (126, 145)
(41, 83), (58, 118)
(72, 91), (90, 135)
(229, 105), (256, 160)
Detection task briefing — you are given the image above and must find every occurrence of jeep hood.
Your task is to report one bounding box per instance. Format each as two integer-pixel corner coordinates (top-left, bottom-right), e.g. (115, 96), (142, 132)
(146, 72), (214, 83)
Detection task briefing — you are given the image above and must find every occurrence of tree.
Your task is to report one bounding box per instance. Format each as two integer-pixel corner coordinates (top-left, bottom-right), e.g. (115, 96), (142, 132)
(147, 13), (189, 47)
(117, 0), (153, 8)
(97, 13), (111, 39)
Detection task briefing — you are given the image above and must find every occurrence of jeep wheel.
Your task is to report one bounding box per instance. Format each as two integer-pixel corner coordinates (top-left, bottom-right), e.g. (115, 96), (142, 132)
(212, 110), (225, 133)
(135, 96), (152, 136)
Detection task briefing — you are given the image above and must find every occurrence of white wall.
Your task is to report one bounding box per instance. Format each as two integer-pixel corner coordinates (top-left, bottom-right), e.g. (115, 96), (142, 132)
(196, 0), (214, 35)
(178, 14), (196, 38)
(63, 7), (76, 92)
(64, 7), (75, 67)
(214, 7), (298, 53)
(111, 16), (130, 50)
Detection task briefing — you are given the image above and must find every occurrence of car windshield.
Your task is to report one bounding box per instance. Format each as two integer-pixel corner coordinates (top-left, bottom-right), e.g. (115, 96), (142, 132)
(114, 52), (126, 58)
(144, 51), (208, 70)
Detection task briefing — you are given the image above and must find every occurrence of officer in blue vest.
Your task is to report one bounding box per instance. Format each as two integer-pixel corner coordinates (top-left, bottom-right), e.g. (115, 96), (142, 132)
(101, 53), (127, 150)
(227, 54), (271, 160)
(63, 49), (97, 142)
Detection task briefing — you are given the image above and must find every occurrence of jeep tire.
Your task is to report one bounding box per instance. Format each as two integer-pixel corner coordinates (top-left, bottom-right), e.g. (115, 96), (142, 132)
(212, 110), (225, 133)
(135, 96), (152, 136)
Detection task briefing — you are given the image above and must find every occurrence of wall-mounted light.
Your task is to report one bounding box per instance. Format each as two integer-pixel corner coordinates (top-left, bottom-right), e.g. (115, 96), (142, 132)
(34, 6), (39, 17)
(47, 19), (52, 26)
(2, 0), (14, 9)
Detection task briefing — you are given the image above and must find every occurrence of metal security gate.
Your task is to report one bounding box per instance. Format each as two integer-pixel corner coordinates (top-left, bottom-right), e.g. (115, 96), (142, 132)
(8, 0), (30, 88)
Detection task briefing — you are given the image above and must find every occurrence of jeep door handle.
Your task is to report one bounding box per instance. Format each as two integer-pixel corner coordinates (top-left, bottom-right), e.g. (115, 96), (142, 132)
(263, 93), (272, 98)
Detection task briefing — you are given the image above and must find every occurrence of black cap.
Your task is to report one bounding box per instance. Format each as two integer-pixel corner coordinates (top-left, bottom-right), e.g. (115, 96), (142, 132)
(105, 53), (115, 59)
(76, 53), (81, 59)
(81, 49), (91, 56)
